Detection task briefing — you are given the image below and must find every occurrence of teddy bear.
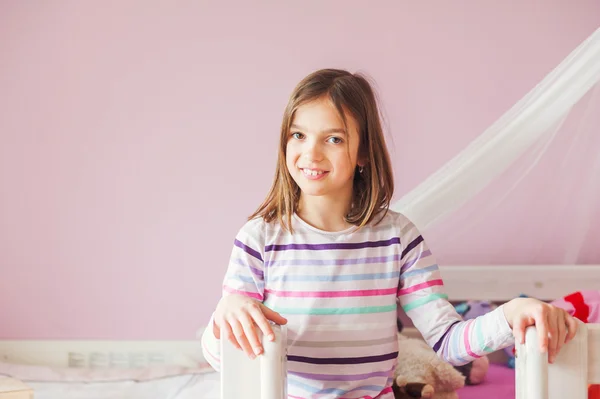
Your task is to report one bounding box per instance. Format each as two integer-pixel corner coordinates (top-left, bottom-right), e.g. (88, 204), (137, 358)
(392, 334), (466, 399)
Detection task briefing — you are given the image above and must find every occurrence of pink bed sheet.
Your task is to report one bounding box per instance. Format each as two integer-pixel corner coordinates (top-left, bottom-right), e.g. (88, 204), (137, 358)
(456, 364), (515, 399)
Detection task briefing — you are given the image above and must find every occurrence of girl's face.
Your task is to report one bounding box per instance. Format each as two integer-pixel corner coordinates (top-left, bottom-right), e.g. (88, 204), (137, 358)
(286, 96), (362, 203)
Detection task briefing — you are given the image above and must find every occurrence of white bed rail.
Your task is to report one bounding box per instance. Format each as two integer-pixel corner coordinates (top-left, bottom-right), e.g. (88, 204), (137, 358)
(516, 322), (600, 399)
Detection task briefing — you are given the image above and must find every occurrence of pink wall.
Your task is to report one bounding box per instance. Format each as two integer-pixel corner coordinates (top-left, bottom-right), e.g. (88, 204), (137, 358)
(1, 2), (598, 339)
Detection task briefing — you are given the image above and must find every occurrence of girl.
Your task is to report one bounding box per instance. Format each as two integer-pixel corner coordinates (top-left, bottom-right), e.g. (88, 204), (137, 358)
(201, 68), (577, 399)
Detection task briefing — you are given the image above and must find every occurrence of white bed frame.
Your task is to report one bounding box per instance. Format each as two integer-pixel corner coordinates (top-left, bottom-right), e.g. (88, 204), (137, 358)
(516, 323), (600, 399)
(1, 265), (599, 398)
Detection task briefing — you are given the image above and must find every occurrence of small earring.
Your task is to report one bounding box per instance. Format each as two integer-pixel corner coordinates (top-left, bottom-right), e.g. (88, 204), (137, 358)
(359, 166), (364, 174)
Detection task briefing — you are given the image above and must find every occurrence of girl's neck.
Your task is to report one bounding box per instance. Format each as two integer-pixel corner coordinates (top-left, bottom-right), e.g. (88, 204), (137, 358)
(297, 194), (353, 232)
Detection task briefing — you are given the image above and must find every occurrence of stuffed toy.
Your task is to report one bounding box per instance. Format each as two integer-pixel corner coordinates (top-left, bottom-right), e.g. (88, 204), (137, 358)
(550, 290), (600, 323)
(392, 334), (465, 399)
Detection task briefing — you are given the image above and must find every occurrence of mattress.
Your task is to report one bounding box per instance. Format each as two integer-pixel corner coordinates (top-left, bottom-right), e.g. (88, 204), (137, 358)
(0, 361), (515, 399)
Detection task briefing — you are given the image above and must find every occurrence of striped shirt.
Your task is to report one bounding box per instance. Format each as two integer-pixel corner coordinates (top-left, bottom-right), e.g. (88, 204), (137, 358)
(202, 210), (514, 399)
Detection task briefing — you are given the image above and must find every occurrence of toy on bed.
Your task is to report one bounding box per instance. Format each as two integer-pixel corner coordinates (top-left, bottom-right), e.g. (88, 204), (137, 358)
(393, 334), (465, 399)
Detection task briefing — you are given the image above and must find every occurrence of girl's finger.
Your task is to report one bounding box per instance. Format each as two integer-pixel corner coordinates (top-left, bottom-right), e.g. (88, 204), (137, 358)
(554, 310), (567, 361)
(261, 305), (288, 325)
(565, 314), (578, 344)
(547, 310), (559, 363)
(535, 309), (549, 354)
(239, 311), (263, 356)
(221, 320), (241, 350)
(229, 318), (255, 359)
(249, 304), (275, 342)
(512, 316), (528, 345)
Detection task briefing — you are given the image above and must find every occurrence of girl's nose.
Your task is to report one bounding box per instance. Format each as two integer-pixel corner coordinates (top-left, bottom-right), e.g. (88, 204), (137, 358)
(303, 141), (324, 162)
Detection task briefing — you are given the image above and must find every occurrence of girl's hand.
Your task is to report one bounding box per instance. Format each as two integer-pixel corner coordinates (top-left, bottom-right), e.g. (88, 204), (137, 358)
(503, 297), (578, 363)
(213, 294), (287, 359)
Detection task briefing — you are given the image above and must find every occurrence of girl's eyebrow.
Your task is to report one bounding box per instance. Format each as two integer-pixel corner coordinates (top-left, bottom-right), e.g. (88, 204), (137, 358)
(290, 124), (347, 135)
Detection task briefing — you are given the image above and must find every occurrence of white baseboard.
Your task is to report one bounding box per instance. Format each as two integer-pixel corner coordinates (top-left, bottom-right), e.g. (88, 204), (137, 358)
(0, 340), (202, 368)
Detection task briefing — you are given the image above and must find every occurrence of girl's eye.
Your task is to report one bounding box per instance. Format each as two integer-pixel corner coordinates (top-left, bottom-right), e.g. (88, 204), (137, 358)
(291, 132), (304, 140)
(327, 136), (343, 144)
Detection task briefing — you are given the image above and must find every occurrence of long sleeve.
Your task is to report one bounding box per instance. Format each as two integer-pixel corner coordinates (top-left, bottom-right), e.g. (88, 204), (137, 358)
(201, 219), (266, 372)
(396, 217), (515, 366)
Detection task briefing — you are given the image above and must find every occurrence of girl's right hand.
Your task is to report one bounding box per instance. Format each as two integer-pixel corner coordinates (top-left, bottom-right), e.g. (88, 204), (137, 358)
(213, 294), (288, 359)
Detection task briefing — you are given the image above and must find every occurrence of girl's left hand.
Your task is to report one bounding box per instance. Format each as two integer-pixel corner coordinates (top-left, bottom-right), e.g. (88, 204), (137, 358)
(503, 297), (578, 363)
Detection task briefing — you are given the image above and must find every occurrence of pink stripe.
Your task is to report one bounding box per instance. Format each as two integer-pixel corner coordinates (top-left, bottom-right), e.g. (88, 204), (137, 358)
(288, 396), (307, 399)
(201, 340), (220, 364)
(397, 279), (443, 296)
(342, 385), (393, 399)
(223, 286), (263, 300)
(369, 386), (394, 399)
(463, 319), (481, 359)
(264, 287), (397, 298)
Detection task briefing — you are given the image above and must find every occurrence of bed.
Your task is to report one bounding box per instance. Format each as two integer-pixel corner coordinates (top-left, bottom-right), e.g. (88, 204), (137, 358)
(1, 264), (599, 399)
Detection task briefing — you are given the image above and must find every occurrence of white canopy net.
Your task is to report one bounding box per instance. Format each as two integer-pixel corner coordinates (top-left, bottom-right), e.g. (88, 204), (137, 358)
(392, 28), (600, 265)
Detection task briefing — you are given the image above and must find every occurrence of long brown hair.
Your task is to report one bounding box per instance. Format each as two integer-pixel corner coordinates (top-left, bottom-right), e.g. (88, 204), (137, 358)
(249, 69), (394, 231)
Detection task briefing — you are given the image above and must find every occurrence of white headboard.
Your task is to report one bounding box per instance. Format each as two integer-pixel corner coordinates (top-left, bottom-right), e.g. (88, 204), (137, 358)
(440, 264), (600, 301)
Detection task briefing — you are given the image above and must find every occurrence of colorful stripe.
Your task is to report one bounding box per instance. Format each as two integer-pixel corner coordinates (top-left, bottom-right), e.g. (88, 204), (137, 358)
(265, 254), (401, 267)
(269, 271), (399, 282)
(401, 293), (448, 311)
(231, 258), (263, 278)
(222, 286), (263, 300)
(289, 368), (393, 381)
(475, 318), (495, 353)
(265, 287), (396, 298)
(400, 250), (432, 273)
(271, 304), (396, 315)
(449, 322), (469, 364)
(433, 320), (460, 353)
(399, 264), (438, 281)
(291, 336), (397, 348)
(288, 351), (398, 365)
(372, 386), (394, 399)
(397, 279), (443, 296)
(272, 305), (396, 315)
(288, 377), (386, 396)
(401, 235), (423, 259)
(234, 239), (263, 262)
(265, 237), (400, 252)
(463, 319), (481, 359)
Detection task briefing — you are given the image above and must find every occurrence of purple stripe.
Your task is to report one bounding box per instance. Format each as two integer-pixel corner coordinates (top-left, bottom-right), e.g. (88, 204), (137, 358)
(265, 237), (400, 252)
(288, 351), (398, 365)
(399, 250), (432, 274)
(290, 369), (393, 382)
(433, 320), (460, 353)
(265, 254), (402, 267)
(231, 258), (264, 278)
(401, 235), (423, 260)
(234, 239), (263, 262)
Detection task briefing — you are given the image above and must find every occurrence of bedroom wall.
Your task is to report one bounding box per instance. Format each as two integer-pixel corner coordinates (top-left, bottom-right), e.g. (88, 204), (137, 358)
(1, 1), (598, 339)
